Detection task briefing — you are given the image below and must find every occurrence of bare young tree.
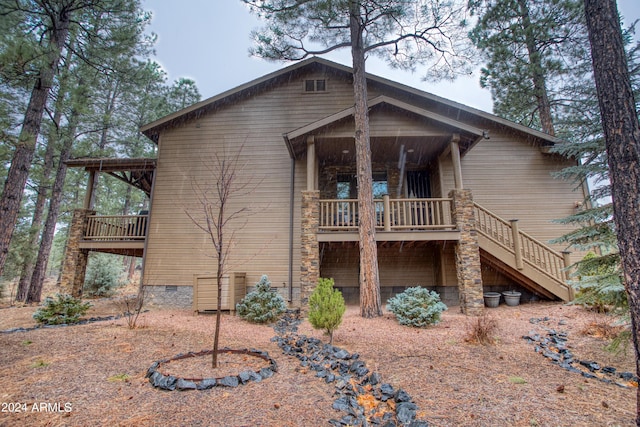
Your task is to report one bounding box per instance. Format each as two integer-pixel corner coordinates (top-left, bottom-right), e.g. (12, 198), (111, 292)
(185, 146), (256, 368)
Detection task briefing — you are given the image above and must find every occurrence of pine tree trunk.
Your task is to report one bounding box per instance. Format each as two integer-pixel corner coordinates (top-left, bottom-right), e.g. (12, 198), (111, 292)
(0, 9), (70, 278)
(584, 0), (640, 423)
(16, 43), (72, 301)
(517, 0), (555, 136)
(350, 1), (382, 318)
(15, 135), (55, 301)
(27, 116), (76, 303)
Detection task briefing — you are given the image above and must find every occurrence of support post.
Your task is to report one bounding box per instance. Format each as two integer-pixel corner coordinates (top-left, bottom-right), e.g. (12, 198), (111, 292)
(449, 189), (483, 315)
(510, 219), (524, 270)
(562, 251), (575, 300)
(382, 195), (391, 232)
(59, 208), (95, 296)
(83, 170), (96, 209)
(300, 190), (320, 313)
(306, 136), (316, 191)
(450, 134), (463, 190)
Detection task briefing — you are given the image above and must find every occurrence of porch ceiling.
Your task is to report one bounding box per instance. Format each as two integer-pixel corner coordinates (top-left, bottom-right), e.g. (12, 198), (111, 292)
(284, 95), (483, 164)
(316, 135), (451, 166)
(66, 157), (156, 196)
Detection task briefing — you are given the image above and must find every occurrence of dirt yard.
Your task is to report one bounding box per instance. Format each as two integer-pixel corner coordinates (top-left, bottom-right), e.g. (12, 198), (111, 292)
(0, 292), (636, 426)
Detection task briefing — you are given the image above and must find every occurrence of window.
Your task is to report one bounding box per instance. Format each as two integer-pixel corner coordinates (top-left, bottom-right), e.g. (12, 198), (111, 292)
(337, 174), (355, 199)
(336, 173), (388, 199)
(372, 173), (388, 199)
(304, 79), (327, 92)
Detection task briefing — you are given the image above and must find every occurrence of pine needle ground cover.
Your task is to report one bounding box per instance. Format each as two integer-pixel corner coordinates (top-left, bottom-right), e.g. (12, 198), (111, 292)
(0, 298), (635, 426)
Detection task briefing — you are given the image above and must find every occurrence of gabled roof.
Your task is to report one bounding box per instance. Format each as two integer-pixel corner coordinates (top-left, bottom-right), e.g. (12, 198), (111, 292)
(285, 95), (487, 141)
(140, 57), (561, 146)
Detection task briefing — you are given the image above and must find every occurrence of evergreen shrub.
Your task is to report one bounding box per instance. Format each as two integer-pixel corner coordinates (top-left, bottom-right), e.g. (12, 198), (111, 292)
(33, 294), (92, 325)
(236, 275), (286, 323)
(573, 251), (627, 313)
(386, 287), (447, 327)
(308, 278), (345, 344)
(84, 253), (125, 297)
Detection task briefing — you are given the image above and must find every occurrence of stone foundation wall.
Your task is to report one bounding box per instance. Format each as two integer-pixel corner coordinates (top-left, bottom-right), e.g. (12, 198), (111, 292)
(144, 285), (193, 309)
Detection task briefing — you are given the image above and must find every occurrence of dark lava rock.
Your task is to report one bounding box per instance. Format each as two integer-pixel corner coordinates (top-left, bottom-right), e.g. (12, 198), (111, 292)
(395, 389), (412, 403)
(260, 367), (274, 379)
(197, 378), (217, 390)
(334, 349), (350, 359)
(157, 375), (177, 391)
(176, 378), (197, 390)
(579, 361), (601, 372)
(238, 370), (253, 384)
(368, 372), (381, 386)
(380, 383), (395, 400)
(332, 397), (352, 413)
(396, 401), (418, 425)
(217, 375), (239, 387)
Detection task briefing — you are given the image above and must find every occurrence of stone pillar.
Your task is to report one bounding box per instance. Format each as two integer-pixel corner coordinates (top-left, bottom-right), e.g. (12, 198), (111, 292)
(60, 208), (94, 297)
(300, 190), (320, 313)
(449, 189), (484, 315)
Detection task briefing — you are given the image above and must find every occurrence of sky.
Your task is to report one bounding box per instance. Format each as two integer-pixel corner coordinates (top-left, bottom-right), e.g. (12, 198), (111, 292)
(141, 1), (640, 114)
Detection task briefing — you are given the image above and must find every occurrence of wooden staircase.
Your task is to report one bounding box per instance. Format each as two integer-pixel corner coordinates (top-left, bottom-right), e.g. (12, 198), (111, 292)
(473, 203), (574, 301)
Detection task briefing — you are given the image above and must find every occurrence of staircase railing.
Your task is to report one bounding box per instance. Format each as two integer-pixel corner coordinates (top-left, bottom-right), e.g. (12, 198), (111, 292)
(473, 203), (571, 286)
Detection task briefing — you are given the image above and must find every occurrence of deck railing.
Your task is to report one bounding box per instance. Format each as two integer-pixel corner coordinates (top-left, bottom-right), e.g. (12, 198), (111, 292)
(319, 197), (455, 231)
(84, 215), (148, 241)
(473, 203), (570, 284)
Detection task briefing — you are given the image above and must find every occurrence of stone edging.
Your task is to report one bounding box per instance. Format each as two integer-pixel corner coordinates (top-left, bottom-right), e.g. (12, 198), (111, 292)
(146, 347), (278, 391)
(523, 317), (638, 388)
(273, 310), (429, 426)
(0, 315), (121, 334)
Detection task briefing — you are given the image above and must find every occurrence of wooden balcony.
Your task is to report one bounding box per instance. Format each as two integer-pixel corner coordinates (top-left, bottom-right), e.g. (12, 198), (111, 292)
(318, 197), (460, 242)
(79, 214), (148, 256)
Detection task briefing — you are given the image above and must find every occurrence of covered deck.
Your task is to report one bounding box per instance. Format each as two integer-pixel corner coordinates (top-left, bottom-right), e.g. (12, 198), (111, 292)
(60, 158), (156, 295)
(317, 197), (460, 242)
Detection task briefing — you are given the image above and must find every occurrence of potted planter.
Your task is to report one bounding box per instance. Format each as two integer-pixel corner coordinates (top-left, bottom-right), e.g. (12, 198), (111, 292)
(483, 292), (501, 308)
(502, 291), (521, 306)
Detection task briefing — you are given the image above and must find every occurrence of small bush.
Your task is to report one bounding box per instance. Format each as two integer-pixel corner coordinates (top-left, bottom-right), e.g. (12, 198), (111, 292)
(572, 252), (627, 314)
(33, 294), (92, 325)
(84, 253), (125, 297)
(465, 313), (498, 345)
(236, 275), (286, 323)
(386, 287), (447, 327)
(116, 287), (147, 329)
(308, 278), (345, 344)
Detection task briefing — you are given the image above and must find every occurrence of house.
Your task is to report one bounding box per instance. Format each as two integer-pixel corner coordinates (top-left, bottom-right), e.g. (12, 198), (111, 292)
(62, 57), (585, 314)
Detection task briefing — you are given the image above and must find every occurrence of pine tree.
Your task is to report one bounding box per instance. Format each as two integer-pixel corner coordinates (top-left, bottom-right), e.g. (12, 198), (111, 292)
(308, 278), (346, 345)
(243, 0), (474, 317)
(583, 0), (640, 421)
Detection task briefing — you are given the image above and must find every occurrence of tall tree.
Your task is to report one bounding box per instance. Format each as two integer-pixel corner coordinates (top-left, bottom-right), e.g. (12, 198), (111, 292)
(583, 0), (640, 422)
(26, 0), (155, 302)
(243, 0), (473, 317)
(0, 0), (76, 278)
(468, 0), (587, 135)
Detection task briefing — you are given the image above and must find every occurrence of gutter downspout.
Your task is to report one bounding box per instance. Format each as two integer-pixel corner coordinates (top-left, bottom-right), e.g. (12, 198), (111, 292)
(283, 134), (297, 303)
(288, 158), (295, 302)
(140, 147), (159, 294)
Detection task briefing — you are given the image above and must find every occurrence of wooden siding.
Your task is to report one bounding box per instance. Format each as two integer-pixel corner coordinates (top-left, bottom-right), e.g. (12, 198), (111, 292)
(320, 244), (439, 288)
(439, 130), (584, 262)
(143, 70), (378, 303)
(193, 272), (247, 312)
(143, 61), (584, 305)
